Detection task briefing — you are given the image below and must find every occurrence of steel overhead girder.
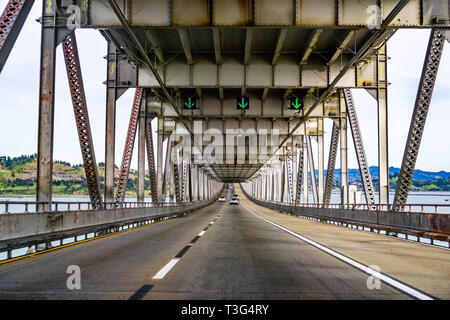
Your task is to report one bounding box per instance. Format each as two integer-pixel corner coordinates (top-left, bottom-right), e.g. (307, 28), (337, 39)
(261, 0), (409, 172)
(115, 88), (143, 205)
(324, 121), (339, 205)
(62, 32), (103, 209)
(394, 29), (446, 209)
(0, 0), (34, 73)
(343, 88), (376, 206)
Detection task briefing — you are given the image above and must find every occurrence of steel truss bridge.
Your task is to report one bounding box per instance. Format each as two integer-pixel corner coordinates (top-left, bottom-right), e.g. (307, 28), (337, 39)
(0, 0), (449, 300)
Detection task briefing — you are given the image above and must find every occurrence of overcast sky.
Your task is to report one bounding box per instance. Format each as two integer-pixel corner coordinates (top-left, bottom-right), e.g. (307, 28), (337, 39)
(0, 0), (449, 172)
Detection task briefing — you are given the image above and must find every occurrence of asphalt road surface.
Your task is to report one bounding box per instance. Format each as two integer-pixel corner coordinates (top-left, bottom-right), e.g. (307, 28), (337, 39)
(0, 189), (409, 299)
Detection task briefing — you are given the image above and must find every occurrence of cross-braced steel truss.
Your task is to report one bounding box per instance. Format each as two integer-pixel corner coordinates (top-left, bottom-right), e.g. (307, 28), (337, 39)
(62, 32), (103, 209)
(324, 122), (340, 205)
(394, 29), (446, 209)
(115, 88), (143, 205)
(344, 89), (376, 206)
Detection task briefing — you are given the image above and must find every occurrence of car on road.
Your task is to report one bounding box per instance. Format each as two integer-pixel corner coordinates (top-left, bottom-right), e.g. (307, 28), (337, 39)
(219, 196), (226, 202)
(229, 198), (239, 205)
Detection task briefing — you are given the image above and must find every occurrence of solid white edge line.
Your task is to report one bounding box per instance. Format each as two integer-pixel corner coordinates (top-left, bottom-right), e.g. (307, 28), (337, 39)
(198, 231), (206, 236)
(240, 202), (434, 301)
(152, 258), (181, 279)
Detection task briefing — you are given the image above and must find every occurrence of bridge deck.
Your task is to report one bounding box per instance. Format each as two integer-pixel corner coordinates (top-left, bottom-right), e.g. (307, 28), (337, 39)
(236, 185), (450, 300)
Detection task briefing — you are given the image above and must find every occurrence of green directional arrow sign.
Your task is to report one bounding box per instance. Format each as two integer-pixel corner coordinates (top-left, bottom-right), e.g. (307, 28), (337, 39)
(236, 96), (249, 110)
(289, 97), (303, 110)
(183, 96), (197, 110)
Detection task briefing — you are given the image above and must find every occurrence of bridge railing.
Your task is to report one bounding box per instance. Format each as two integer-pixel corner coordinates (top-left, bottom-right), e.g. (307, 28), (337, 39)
(0, 200), (207, 214)
(241, 189), (450, 246)
(247, 200), (450, 214)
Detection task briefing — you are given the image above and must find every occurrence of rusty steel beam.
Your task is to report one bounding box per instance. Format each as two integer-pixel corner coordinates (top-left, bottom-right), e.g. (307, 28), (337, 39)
(115, 88), (143, 205)
(62, 32), (103, 209)
(324, 121), (339, 205)
(394, 29), (446, 209)
(260, 0), (409, 175)
(344, 88), (376, 206)
(36, 0), (57, 211)
(0, 0), (34, 73)
(295, 149), (304, 206)
(144, 108), (158, 203)
(104, 41), (117, 204)
(137, 90), (146, 202)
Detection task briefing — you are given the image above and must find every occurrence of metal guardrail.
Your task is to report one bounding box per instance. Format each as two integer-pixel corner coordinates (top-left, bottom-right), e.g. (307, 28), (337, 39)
(247, 200), (450, 214)
(0, 200), (206, 214)
(0, 191), (223, 254)
(242, 190), (450, 241)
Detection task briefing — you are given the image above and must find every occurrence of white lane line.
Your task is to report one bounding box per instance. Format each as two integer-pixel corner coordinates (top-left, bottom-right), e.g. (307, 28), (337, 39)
(152, 258), (181, 279)
(153, 206), (224, 280)
(241, 202), (434, 301)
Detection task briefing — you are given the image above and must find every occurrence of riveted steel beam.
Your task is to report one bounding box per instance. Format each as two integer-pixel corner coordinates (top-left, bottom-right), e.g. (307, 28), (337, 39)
(344, 88), (376, 206)
(328, 30), (355, 65)
(212, 28), (221, 65)
(144, 103), (158, 203)
(0, 0), (34, 73)
(272, 28), (287, 65)
(36, 0), (58, 211)
(162, 135), (173, 202)
(262, 0), (409, 175)
(178, 29), (193, 64)
(300, 29), (323, 65)
(295, 148), (304, 206)
(394, 29), (446, 209)
(115, 88), (143, 205)
(137, 90), (146, 202)
(62, 32), (103, 209)
(306, 136), (318, 204)
(324, 121), (339, 205)
(145, 30), (165, 63)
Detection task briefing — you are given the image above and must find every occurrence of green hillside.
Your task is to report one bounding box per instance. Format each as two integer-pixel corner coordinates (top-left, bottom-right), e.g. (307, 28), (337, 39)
(0, 155), (150, 197)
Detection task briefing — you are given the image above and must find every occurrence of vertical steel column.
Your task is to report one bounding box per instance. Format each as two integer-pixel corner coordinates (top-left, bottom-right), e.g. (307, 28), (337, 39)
(104, 41), (118, 204)
(339, 90), (349, 207)
(324, 121), (339, 204)
(115, 88), (143, 205)
(162, 136), (173, 202)
(156, 118), (164, 202)
(344, 88), (376, 206)
(292, 142), (298, 203)
(0, 0), (34, 73)
(306, 136), (318, 204)
(188, 163), (192, 202)
(62, 32), (103, 208)
(280, 161), (285, 202)
(394, 29), (446, 209)
(36, 0), (57, 211)
(318, 120), (325, 205)
(137, 91), (146, 202)
(302, 135), (309, 204)
(198, 168), (203, 200)
(376, 44), (389, 205)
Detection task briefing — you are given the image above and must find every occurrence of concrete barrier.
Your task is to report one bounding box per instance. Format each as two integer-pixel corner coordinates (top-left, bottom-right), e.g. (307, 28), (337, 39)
(0, 200), (214, 252)
(247, 196), (450, 236)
